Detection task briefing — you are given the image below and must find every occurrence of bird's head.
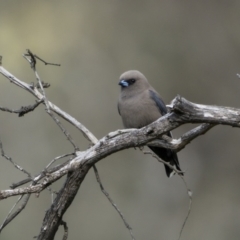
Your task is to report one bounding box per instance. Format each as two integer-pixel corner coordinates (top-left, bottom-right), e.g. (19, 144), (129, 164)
(118, 70), (150, 93)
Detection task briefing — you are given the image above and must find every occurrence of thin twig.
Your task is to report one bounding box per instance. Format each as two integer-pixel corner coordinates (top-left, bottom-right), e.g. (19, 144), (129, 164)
(143, 150), (192, 240)
(93, 165), (135, 240)
(177, 178), (192, 240)
(47, 111), (80, 151)
(35, 81), (51, 89)
(45, 153), (75, 169)
(0, 63), (97, 143)
(10, 178), (32, 189)
(178, 123), (215, 151)
(35, 55), (61, 66)
(149, 123), (215, 151)
(143, 150), (184, 175)
(23, 50), (61, 66)
(46, 187), (58, 203)
(0, 139), (32, 178)
(10, 157), (73, 189)
(24, 50), (51, 110)
(24, 50), (79, 151)
(0, 100), (43, 117)
(60, 220), (69, 240)
(0, 194), (31, 232)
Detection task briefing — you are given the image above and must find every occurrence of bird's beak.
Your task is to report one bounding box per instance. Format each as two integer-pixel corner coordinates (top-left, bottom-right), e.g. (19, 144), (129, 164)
(119, 80), (129, 87)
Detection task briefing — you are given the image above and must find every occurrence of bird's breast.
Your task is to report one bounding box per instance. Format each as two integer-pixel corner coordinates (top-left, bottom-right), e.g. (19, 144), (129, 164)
(119, 95), (161, 129)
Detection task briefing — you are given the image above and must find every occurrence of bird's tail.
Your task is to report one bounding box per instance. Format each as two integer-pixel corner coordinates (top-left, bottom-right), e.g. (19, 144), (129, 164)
(148, 146), (183, 177)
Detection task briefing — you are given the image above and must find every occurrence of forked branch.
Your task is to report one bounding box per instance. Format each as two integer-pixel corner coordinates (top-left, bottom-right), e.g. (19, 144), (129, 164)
(1, 52), (240, 240)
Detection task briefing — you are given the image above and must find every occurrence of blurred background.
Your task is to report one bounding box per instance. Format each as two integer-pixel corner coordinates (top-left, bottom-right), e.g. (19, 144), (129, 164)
(1, 1), (240, 239)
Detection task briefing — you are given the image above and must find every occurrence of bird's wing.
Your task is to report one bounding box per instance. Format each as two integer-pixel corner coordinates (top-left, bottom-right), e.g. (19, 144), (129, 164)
(149, 89), (167, 115)
(117, 101), (121, 116)
(149, 89), (172, 137)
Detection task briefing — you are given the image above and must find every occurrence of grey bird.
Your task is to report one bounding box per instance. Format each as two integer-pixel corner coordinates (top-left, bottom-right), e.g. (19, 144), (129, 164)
(118, 70), (182, 177)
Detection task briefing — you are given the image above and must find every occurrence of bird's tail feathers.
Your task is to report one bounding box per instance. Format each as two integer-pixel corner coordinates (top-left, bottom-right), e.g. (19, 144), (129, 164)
(148, 146), (183, 177)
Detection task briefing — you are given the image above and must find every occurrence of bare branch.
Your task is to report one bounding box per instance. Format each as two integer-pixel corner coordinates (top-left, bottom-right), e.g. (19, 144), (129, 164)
(148, 123), (216, 151)
(1, 98), (240, 200)
(10, 157), (73, 189)
(37, 169), (89, 240)
(23, 50), (60, 67)
(23, 50), (50, 110)
(24, 51), (80, 151)
(1, 54), (240, 239)
(35, 81), (51, 89)
(0, 139), (32, 178)
(143, 150), (184, 175)
(0, 194), (30, 231)
(93, 165), (135, 240)
(10, 178), (32, 189)
(0, 100), (43, 117)
(178, 184), (192, 240)
(60, 220), (68, 240)
(45, 153), (75, 169)
(169, 95), (240, 126)
(0, 60), (97, 143)
(47, 111), (80, 151)
(142, 150), (192, 240)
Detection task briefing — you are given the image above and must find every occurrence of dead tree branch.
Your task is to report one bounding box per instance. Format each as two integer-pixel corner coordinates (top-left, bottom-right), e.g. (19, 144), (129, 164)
(1, 52), (240, 239)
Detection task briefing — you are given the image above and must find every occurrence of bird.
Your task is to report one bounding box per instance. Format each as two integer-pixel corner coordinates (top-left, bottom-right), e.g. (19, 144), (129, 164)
(117, 70), (182, 177)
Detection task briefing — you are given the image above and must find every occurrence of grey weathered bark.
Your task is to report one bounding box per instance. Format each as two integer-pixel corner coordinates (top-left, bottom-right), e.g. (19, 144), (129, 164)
(35, 96), (240, 240)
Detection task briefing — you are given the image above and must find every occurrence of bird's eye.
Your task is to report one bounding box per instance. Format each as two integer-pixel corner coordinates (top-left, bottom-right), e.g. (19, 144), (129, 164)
(128, 79), (136, 84)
